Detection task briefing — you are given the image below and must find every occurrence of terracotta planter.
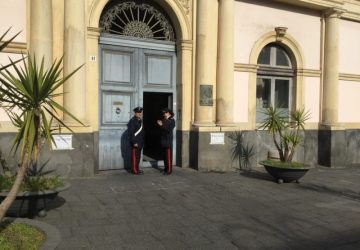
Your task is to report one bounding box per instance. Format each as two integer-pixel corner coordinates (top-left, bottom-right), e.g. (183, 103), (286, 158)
(0, 182), (70, 217)
(260, 161), (311, 184)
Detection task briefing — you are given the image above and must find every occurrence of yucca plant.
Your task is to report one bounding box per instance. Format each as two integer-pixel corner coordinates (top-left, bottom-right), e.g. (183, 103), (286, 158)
(259, 106), (310, 163)
(0, 51), (83, 220)
(0, 28), (22, 72)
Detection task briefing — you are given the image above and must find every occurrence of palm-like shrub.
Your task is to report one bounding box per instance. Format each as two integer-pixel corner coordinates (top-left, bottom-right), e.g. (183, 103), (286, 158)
(0, 39), (82, 220)
(259, 106), (310, 163)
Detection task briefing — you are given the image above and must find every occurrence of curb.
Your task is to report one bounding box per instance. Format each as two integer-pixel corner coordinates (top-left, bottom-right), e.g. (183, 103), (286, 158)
(5, 217), (61, 250)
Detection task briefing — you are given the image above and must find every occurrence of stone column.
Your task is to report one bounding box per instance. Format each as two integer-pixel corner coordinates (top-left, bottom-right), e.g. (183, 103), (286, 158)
(52, 0), (65, 118)
(319, 8), (346, 168)
(63, 0), (86, 122)
(216, 0), (234, 126)
(322, 8), (343, 126)
(177, 40), (193, 168)
(30, 0), (53, 67)
(178, 40), (193, 131)
(194, 0), (218, 125)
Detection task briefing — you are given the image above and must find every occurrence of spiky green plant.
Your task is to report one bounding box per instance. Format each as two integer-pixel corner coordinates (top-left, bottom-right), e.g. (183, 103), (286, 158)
(259, 106), (310, 162)
(0, 51), (83, 220)
(0, 28), (22, 72)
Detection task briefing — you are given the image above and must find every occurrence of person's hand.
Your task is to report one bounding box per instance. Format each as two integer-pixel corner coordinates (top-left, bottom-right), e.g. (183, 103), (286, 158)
(157, 120), (162, 126)
(134, 143), (138, 147)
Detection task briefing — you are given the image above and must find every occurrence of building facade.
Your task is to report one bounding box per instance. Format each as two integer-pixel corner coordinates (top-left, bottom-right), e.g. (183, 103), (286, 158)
(1, 0), (360, 176)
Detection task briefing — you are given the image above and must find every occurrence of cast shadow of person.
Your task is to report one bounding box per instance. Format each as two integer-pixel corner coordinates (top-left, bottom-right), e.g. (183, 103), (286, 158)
(121, 129), (132, 172)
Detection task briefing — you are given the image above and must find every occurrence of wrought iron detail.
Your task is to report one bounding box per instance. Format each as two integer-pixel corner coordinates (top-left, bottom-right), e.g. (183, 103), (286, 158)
(100, 1), (175, 41)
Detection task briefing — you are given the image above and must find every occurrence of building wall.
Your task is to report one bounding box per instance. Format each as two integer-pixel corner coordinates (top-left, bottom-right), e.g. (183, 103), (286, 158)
(1, 0), (360, 175)
(0, 0), (27, 43)
(234, 0), (321, 69)
(338, 19), (360, 123)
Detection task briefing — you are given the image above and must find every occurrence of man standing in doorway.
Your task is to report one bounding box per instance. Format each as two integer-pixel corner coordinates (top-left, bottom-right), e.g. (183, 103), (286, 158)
(157, 108), (175, 175)
(127, 107), (144, 175)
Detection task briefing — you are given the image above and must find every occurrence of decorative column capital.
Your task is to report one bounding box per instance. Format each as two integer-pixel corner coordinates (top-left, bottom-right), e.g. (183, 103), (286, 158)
(323, 8), (346, 19)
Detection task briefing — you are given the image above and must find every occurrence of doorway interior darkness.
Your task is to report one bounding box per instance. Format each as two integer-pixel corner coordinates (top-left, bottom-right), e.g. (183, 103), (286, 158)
(143, 92), (173, 164)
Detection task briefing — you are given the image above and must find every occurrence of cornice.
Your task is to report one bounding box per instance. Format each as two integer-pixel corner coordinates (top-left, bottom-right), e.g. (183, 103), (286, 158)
(0, 42), (27, 54)
(339, 73), (360, 81)
(323, 7), (347, 18)
(273, 0), (344, 10)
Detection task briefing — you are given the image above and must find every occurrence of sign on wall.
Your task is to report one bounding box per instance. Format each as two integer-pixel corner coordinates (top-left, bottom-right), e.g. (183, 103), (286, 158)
(210, 133), (225, 145)
(52, 134), (73, 150)
(200, 84), (213, 106)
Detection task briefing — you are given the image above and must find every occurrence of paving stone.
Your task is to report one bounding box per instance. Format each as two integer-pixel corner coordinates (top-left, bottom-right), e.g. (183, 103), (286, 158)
(38, 166), (360, 250)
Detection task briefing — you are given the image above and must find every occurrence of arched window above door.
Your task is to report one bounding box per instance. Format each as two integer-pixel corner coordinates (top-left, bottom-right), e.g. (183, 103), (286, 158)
(99, 1), (176, 41)
(256, 43), (295, 122)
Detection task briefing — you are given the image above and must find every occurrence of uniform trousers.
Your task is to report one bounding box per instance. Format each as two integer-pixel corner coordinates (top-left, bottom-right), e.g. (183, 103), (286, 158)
(163, 147), (172, 174)
(131, 147), (142, 174)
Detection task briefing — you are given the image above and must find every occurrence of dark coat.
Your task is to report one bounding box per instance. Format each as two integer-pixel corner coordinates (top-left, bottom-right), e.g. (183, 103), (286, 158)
(159, 117), (175, 148)
(127, 116), (144, 149)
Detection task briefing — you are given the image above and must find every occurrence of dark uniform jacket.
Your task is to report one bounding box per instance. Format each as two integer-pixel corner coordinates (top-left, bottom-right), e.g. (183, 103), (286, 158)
(159, 117), (175, 148)
(127, 116), (144, 149)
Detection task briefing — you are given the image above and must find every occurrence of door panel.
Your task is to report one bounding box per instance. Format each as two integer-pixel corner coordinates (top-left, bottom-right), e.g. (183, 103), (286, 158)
(99, 129), (126, 170)
(103, 50), (133, 84)
(146, 55), (173, 85)
(102, 92), (132, 124)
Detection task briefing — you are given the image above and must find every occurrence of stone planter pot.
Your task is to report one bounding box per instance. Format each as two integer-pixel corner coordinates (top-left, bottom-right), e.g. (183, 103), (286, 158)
(259, 161), (311, 184)
(0, 182), (70, 217)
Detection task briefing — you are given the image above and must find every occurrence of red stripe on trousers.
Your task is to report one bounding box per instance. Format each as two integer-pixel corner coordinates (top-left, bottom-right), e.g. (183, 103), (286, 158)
(167, 148), (172, 173)
(132, 148), (137, 174)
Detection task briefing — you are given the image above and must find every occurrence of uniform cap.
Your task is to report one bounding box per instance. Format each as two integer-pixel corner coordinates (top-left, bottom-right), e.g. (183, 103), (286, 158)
(162, 108), (174, 116)
(133, 107), (143, 113)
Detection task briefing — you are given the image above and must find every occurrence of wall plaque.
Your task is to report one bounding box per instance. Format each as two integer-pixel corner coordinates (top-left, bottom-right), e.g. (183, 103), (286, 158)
(52, 134), (73, 150)
(210, 133), (225, 145)
(200, 84), (213, 106)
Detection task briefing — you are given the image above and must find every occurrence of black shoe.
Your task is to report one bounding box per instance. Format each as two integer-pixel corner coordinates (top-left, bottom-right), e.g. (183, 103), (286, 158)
(138, 170), (144, 175)
(162, 171), (168, 175)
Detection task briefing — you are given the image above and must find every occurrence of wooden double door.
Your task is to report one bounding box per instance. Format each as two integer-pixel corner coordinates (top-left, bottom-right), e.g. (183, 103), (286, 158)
(98, 37), (176, 170)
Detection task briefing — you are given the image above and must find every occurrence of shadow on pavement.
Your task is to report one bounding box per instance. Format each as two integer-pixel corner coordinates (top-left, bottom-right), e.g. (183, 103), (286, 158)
(296, 183), (360, 201)
(239, 169), (275, 182)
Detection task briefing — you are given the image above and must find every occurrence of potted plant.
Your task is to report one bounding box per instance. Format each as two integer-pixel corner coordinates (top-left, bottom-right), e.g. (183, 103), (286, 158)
(0, 154), (70, 217)
(0, 29), (83, 220)
(258, 106), (311, 183)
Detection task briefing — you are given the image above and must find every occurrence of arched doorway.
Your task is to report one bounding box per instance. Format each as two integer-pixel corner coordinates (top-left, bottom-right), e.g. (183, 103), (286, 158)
(98, 0), (177, 170)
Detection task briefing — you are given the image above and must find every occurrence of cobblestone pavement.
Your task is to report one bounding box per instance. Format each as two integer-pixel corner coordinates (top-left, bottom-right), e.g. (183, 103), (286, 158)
(39, 166), (360, 250)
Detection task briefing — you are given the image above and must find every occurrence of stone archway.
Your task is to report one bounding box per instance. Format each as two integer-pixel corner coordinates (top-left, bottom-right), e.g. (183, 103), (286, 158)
(86, 0), (193, 169)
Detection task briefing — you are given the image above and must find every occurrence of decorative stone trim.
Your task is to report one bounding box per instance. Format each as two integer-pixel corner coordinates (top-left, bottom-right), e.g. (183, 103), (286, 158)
(87, 26), (101, 39)
(339, 73), (360, 81)
(179, 39), (193, 51)
(179, 0), (191, 15)
(296, 69), (321, 77)
(323, 7), (346, 18)
(234, 63), (258, 73)
(0, 42), (27, 54)
(275, 27), (288, 42)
